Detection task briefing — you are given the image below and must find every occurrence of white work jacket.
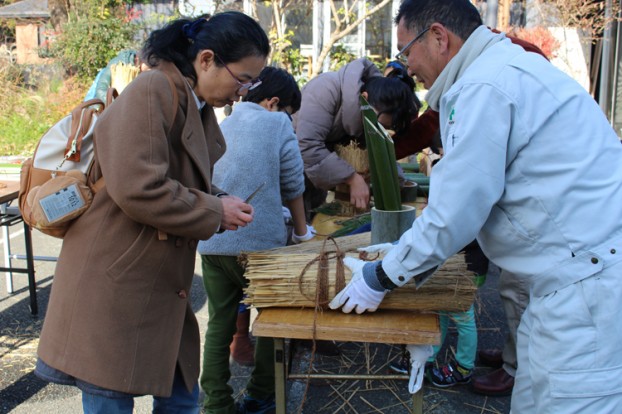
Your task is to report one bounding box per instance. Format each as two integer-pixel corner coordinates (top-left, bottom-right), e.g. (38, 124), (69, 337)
(383, 36), (622, 296)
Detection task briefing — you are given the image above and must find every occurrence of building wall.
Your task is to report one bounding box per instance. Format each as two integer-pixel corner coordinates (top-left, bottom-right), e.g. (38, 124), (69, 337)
(15, 23), (46, 64)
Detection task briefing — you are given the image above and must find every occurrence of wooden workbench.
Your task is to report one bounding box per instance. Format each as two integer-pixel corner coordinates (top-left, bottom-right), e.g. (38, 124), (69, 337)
(0, 180), (19, 205)
(253, 308), (440, 414)
(1, 179), (38, 315)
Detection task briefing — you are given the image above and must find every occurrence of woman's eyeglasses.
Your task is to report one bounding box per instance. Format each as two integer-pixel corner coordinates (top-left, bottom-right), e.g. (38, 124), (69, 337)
(215, 54), (262, 92)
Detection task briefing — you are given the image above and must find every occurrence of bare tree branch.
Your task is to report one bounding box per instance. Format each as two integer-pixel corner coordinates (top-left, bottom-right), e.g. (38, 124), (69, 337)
(312, 0), (392, 77)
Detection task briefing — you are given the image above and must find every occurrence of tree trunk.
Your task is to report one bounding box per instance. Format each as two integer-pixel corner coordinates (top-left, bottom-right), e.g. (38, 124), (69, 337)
(484, 0), (498, 28)
(48, 0), (69, 30)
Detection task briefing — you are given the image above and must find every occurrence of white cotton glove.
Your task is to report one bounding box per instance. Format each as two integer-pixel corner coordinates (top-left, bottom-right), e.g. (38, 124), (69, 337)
(406, 344), (433, 394)
(282, 206), (292, 223)
(357, 243), (396, 256)
(328, 257), (387, 314)
(291, 224), (315, 244)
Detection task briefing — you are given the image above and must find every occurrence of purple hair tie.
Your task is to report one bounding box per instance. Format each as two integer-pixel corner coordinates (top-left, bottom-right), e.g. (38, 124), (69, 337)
(182, 19), (205, 42)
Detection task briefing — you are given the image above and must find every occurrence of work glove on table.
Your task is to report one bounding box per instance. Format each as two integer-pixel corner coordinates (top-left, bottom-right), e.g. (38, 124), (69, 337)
(406, 344), (433, 394)
(328, 257), (389, 314)
(292, 224), (315, 244)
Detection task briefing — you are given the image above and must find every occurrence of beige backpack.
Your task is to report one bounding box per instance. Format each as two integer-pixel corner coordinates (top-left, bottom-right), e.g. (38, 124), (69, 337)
(18, 91), (116, 238)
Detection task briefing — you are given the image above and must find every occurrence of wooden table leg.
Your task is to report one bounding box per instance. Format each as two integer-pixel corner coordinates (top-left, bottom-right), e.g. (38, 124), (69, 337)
(412, 387), (423, 414)
(23, 221), (37, 316)
(274, 338), (286, 414)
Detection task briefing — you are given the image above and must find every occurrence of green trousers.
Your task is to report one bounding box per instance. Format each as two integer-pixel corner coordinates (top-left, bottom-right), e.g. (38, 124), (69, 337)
(200, 255), (275, 414)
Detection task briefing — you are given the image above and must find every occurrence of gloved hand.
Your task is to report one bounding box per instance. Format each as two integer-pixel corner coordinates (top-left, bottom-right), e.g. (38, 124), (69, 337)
(328, 257), (387, 314)
(406, 344), (433, 394)
(358, 242), (396, 256)
(292, 224), (315, 244)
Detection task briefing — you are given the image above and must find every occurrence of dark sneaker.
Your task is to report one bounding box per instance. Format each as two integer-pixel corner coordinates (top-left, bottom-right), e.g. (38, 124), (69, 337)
(425, 362), (472, 388)
(236, 394), (276, 414)
(389, 353), (410, 374)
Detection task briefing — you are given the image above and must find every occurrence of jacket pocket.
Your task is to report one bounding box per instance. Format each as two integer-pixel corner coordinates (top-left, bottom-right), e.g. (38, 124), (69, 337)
(551, 364), (622, 398)
(106, 225), (164, 282)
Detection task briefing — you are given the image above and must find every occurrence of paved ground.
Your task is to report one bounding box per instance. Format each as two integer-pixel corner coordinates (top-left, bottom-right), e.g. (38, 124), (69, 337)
(1, 167), (512, 413)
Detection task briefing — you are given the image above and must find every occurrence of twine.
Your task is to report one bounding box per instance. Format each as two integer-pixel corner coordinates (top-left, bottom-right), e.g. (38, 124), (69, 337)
(296, 237), (346, 308)
(295, 237), (345, 414)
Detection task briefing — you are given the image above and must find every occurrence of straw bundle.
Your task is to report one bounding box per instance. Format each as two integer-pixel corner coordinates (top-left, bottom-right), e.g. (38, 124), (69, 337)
(334, 141), (370, 216)
(110, 62), (140, 94)
(335, 141), (369, 174)
(242, 234), (476, 312)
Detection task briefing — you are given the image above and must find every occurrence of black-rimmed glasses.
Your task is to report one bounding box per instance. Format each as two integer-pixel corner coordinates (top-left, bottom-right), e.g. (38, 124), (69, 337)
(395, 27), (430, 64)
(215, 54), (262, 92)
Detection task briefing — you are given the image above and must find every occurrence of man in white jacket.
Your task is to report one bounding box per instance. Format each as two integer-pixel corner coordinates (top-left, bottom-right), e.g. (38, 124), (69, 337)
(329, 0), (622, 412)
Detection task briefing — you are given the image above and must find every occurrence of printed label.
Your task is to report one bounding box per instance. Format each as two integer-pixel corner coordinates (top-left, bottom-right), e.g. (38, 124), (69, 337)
(39, 184), (85, 223)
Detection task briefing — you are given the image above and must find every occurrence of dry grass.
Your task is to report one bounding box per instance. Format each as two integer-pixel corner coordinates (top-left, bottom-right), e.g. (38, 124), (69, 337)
(242, 233), (476, 312)
(0, 319), (42, 372)
(0, 62), (89, 156)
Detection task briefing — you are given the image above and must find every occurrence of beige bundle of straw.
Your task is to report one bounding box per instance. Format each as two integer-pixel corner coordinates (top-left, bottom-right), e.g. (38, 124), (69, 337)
(110, 62), (140, 94)
(242, 234), (476, 312)
(335, 141), (369, 174)
(334, 142), (370, 216)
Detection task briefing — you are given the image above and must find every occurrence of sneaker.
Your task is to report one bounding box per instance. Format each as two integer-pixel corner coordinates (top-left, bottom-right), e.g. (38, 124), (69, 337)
(389, 353), (410, 374)
(236, 394), (276, 414)
(425, 362), (472, 388)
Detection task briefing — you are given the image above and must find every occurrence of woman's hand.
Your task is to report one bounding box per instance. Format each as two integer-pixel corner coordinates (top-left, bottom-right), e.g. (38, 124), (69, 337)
(218, 195), (254, 231)
(346, 173), (370, 210)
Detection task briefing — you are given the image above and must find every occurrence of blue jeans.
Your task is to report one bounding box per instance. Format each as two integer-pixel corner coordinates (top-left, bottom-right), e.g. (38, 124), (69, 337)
(80, 368), (199, 414)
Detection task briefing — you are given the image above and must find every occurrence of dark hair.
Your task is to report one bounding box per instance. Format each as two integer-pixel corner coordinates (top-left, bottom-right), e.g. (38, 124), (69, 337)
(395, 0), (483, 41)
(363, 77), (418, 134)
(385, 60), (416, 92)
(142, 11), (270, 85)
(243, 67), (302, 114)
(384, 64), (421, 111)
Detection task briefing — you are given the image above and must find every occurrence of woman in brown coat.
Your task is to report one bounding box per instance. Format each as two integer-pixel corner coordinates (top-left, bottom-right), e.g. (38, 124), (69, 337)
(34, 12), (269, 413)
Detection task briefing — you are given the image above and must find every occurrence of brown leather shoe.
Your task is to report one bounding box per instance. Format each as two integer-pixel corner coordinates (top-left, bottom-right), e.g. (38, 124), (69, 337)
(471, 368), (514, 396)
(230, 310), (255, 366)
(477, 349), (503, 368)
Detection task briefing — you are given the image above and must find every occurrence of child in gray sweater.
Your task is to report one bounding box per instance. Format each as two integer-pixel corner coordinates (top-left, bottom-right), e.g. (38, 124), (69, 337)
(197, 67), (312, 414)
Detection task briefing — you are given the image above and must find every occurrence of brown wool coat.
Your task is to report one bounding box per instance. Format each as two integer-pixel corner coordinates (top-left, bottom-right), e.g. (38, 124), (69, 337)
(37, 61), (226, 397)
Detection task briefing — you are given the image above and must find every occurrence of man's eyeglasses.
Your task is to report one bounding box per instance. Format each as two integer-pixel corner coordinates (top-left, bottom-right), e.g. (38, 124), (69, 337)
(215, 54), (262, 92)
(395, 27), (430, 64)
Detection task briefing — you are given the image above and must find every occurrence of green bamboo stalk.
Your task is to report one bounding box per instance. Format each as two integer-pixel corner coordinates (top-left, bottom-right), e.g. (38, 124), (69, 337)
(359, 94), (379, 125)
(379, 123), (402, 210)
(364, 118), (386, 210)
(365, 118), (402, 211)
(360, 94), (402, 211)
(361, 95), (385, 209)
(363, 117), (385, 210)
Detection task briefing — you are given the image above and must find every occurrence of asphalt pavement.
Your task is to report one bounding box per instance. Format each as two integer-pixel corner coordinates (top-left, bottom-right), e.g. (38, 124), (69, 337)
(0, 165), (511, 413)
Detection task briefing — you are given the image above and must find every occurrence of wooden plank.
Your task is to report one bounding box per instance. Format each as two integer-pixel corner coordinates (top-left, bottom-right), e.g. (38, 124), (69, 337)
(253, 307), (440, 345)
(0, 180), (19, 205)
